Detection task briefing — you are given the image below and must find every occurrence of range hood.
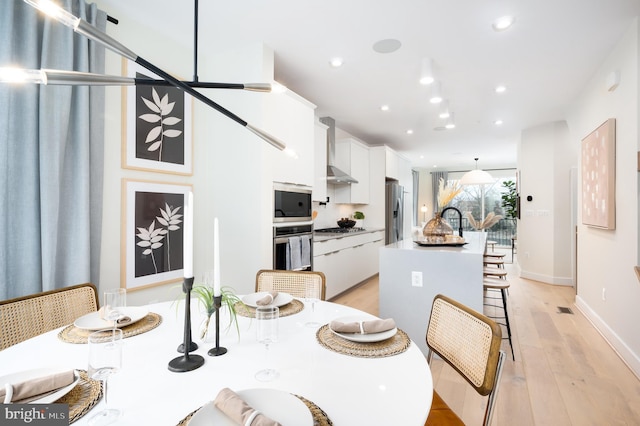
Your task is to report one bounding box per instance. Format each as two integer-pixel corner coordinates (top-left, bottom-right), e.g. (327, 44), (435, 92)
(319, 116), (358, 185)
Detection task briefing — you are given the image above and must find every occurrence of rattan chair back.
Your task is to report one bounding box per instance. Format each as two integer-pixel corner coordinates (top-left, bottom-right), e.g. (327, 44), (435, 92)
(426, 294), (505, 426)
(255, 270), (326, 301)
(0, 283), (99, 350)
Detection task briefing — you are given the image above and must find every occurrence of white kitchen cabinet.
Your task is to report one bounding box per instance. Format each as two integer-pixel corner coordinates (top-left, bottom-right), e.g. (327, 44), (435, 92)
(385, 146), (400, 180)
(312, 119), (328, 202)
(313, 230), (384, 299)
(264, 90), (316, 186)
(333, 138), (370, 204)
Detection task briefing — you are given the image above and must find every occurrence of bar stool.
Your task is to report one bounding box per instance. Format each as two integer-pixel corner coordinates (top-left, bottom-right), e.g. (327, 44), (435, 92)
(484, 252), (506, 259)
(483, 256), (505, 268)
(483, 276), (515, 360)
(483, 266), (508, 279)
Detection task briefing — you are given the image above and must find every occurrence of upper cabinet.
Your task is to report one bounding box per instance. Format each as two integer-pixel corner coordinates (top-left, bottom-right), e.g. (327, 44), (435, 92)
(313, 118), (328, 202)
(333, 138), (370, 204)
(385, 146), (400, 181)
(264, 91), (316, 187)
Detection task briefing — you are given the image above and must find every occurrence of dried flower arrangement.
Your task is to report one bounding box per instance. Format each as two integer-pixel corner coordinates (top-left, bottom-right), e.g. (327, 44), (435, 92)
(466, 211), (503, 230)
(437, 178), (462, 210)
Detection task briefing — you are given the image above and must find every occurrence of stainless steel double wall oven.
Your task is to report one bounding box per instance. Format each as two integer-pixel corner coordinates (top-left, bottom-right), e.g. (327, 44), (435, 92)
(272, 183), (313, 271)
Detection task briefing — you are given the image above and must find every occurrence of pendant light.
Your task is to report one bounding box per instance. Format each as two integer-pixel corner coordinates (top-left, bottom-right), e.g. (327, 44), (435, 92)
(429, 81), (443, 104)
(10, 0), (286, 151)
(419, 57), (435, 85)
(460, 158), (494, 185)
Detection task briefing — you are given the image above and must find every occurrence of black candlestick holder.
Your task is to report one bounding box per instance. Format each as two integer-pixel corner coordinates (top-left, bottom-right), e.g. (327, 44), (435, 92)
(207, 295), (228, 356)
(168, 277), (205, 372)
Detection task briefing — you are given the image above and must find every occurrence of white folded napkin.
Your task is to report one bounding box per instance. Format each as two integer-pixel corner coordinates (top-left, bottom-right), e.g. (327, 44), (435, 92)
(330, 318), (396, 334)
(214, 387), (282, 426)
(97, 306), (131, 326)
(255, 292), (278, 306)
(0, 370), (76, 403)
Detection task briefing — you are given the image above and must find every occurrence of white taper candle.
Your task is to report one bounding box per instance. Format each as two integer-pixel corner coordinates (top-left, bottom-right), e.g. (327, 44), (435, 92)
(213, 217), (221, 296)
(183, 191), (193, 278)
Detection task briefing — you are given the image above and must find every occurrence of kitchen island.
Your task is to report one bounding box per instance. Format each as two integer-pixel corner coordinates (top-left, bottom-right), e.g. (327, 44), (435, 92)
(379, 231), (487, 355)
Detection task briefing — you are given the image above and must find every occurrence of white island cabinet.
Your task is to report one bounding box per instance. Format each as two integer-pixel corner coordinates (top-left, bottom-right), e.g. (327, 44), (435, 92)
(379, 231), (487, 355)
(314, 230), (384, 299)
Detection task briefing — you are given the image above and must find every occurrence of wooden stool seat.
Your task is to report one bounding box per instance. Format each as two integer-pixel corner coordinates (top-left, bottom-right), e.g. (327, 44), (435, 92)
(483, 257), (505, 268)
(484, 252), (506, 258)
(486, 240), (497, 252)
(483, 267), (507, 278)
(483, 276), (510, 289)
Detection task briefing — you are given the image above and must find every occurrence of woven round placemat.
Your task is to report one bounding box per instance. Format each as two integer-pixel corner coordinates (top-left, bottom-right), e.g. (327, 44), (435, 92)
(234, 299), (304, 318)
(56, 370), (102, 424)
(316, 325), (411, 358)
(57, 312), (162, 344)
(175, 394), (332, 426)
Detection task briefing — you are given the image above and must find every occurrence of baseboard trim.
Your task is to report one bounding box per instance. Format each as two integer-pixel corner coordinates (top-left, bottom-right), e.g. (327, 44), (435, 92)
(574, 296), (640, 380)
(519, 269), (573, 286)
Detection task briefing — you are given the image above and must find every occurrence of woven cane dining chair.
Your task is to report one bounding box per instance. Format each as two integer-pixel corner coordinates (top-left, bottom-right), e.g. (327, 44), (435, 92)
(0, 283), (99, 350)
(255, 270), (326, 301)
(425, 294), (505, 426)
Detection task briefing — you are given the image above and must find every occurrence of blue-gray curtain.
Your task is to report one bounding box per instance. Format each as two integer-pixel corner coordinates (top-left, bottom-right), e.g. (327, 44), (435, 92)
(0, 0), (106, 299)
(431, 171), (448, 214)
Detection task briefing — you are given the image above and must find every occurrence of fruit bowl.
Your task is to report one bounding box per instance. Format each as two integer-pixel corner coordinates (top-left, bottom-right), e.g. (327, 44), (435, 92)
(337, 218), (356, 228)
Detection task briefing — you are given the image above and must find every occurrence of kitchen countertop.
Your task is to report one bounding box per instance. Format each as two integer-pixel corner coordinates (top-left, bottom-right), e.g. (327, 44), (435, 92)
(313, 227), (385, 242)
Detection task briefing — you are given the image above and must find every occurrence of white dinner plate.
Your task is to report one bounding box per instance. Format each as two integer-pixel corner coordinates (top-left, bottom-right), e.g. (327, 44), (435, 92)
(188, 388), (313, 426)
(73, 306), (149, 330)
(0, 367), (80, 404)
(329, 315), (398, 343)
(241, 292), (293, 308)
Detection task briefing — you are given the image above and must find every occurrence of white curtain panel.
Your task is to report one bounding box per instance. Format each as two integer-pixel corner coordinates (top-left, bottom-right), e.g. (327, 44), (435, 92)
(0, 0), (107, 299)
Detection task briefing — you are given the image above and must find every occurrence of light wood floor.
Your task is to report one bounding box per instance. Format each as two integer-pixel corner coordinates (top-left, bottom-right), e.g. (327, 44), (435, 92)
(331, 250), (640, 425)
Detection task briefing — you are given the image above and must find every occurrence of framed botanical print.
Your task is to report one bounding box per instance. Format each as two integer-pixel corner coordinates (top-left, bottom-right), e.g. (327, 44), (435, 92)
(581, 118), (616, 229)
(122, 179), (192, 290)
(122, 60), (193, 175)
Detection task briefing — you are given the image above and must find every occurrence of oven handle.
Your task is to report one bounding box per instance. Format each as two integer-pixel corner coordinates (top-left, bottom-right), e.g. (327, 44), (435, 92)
(274, 234), (313, 245)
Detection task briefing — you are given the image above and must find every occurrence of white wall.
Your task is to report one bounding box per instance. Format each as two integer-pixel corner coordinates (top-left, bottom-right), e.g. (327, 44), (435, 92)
(518, 121), (574, 285)
(568, 19), (640, 376)
(95, 0), (315, 305)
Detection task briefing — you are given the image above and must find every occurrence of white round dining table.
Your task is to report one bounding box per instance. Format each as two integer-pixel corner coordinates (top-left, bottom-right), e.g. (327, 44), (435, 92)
(0, 298), (432, 425)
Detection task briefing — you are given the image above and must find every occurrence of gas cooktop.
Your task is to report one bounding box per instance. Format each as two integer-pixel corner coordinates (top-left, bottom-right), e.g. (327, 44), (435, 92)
(315, 227), (366, 234)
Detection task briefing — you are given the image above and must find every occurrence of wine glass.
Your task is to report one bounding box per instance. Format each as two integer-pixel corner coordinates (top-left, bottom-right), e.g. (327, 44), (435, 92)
(304, 284), (320, 328)
(87, 328), (123, 425)
(255, 306), (279, 382)
(103, 288), (126, 330)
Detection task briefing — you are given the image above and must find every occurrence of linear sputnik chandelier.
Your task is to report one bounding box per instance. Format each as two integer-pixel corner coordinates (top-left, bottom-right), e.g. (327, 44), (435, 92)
(2, 0), (286, 151)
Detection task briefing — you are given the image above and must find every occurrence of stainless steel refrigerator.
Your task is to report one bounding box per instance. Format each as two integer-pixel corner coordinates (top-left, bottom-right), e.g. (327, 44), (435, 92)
(385, 182), (404, 244)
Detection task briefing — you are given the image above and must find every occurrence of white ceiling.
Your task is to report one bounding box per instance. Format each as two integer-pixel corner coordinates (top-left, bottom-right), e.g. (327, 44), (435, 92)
(118, 0), (640, 171)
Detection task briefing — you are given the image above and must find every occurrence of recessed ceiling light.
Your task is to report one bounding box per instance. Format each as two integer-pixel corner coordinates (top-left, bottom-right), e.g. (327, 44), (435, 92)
(494, 119), (503, 125)
(380, 105), (390, 111)
(495, 85), (507, 93)
(329, 57), (343, 68)
(406, 129), (414, 135)
(419, 155), (424, 159)
(492, 16), (515, 32)
(373, 39), (402, 54)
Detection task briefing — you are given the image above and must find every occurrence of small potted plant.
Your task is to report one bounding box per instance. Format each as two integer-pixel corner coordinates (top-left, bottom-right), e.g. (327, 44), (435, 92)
(188, 285), (246, 342)
(353, 211), (365, 228)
